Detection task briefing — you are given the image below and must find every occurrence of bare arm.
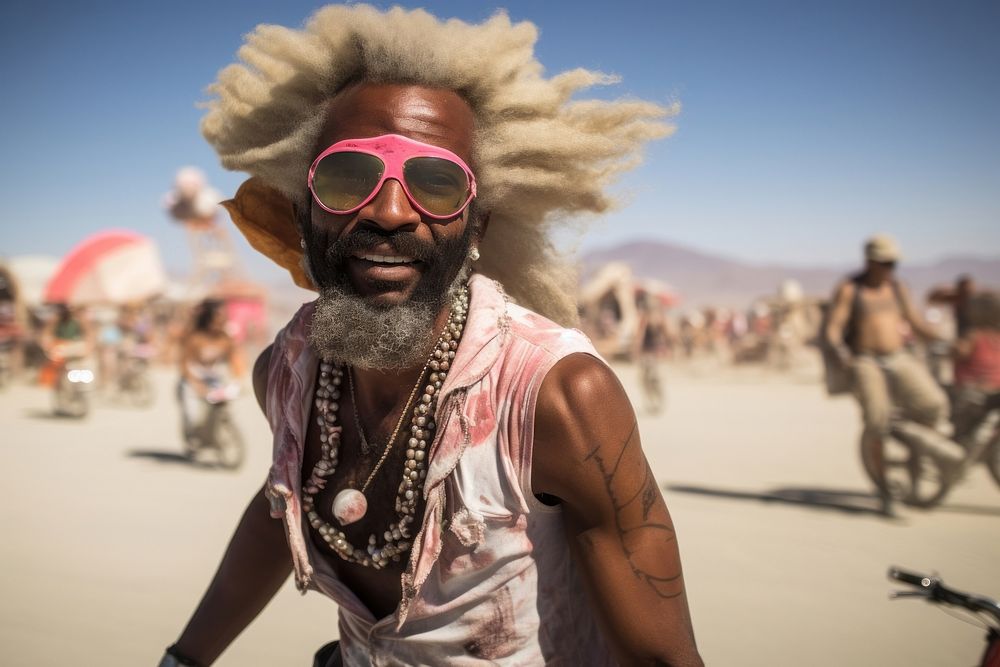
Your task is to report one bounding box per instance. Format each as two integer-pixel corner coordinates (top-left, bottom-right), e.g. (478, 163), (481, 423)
(227, 335), (246, 379)
(824, 282), (853, 350)
(632, 315), (649, 361)
(898, 284), (941, 341)
(953, 333), (974, 360)
(170, 347), (288, 665)
(171, 485), (292, 665)
(41, 318), (56, 351)
(179, 335), (205, 393)
(532, 354), (702, 666)
(926, 286), (958, 305)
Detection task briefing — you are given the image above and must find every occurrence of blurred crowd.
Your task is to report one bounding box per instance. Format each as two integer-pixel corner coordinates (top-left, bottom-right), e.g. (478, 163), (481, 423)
(0, 262), (257, 395)
(579, 268), (824, 371)
(579, 267), (993, 378)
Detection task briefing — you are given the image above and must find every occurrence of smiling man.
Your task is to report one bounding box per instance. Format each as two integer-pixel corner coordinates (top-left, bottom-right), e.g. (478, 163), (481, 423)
(162, 5), (701, 666)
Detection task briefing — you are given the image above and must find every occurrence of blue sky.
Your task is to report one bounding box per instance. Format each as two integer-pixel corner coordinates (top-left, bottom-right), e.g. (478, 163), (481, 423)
(1, 1), (997, 281)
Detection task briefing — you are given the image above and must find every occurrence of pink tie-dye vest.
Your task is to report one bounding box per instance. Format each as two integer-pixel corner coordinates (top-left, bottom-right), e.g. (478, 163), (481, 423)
(264, 274), (616, 665)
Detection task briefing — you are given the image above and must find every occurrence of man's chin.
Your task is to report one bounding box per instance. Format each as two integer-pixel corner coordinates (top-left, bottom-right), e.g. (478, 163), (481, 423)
(309, 279), (440, 371)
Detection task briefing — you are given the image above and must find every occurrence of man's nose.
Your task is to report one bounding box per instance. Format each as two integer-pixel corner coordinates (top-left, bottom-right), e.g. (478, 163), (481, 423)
(358, 178), (421, 231)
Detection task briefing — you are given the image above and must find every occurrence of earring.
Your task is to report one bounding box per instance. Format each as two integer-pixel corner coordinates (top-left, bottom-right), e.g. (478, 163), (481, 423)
(469, 247), (480, 261)
(300, 238), (306, 249)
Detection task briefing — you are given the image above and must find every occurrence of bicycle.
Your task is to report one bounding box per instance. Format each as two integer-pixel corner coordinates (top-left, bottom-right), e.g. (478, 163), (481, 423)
(114, 344), (156, 408)
(862, 391), (1000, 508)
(182, 382), (245, 470)
(888, 567), (1000, 667)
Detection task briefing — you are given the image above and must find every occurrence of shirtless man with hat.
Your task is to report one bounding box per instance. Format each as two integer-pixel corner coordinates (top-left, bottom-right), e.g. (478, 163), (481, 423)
(825, 234), (948, 514)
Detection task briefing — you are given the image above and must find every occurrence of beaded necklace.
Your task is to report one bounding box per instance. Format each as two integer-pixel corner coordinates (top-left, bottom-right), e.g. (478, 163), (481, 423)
(303, 286), (469, 570)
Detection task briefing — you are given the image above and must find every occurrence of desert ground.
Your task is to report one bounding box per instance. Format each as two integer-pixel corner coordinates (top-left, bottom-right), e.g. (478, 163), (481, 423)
(1, 355), (997, 666)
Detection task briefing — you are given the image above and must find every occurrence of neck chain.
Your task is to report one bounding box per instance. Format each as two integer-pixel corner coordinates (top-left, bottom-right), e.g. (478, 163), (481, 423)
(347, 361), (426, 496)
(303, 285), (469, 570)
(347, 366), (374, 456)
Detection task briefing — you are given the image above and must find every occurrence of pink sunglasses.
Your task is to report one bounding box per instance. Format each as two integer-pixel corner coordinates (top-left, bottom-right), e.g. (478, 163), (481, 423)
(308, 134), (477, 220)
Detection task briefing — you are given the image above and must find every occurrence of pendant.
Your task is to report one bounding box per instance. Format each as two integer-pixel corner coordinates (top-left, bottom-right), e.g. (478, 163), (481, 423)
(332, 488), (368, 525)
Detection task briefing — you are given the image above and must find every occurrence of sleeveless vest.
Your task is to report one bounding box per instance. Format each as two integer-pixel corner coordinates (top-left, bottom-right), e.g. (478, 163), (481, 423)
(264, 274), (616, 666)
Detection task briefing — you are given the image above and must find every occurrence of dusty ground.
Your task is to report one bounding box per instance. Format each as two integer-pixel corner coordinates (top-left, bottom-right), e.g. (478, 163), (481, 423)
(1, 356), (997, 666)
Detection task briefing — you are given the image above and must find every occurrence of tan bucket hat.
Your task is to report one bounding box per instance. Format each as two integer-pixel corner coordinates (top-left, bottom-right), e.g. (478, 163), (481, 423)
(864, 234), (901, 263)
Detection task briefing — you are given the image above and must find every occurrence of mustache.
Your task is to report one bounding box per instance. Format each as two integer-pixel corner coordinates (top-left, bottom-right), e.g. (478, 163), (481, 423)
(323, 228), (439, 264)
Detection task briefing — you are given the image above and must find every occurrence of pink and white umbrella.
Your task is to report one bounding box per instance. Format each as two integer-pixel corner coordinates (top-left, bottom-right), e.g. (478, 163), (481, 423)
(44, 230), (167, 305)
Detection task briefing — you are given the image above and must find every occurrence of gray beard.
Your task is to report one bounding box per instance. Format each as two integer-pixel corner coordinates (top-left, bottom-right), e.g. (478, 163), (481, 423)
(308, 264), (471, 371)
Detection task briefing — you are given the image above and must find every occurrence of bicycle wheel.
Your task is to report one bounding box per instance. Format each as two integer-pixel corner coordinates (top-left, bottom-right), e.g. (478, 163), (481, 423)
(54, 383), (89, 419)
(126, 372), (155, 408)
(211, 410), (245, 470)
(182, 426), (201, 460)
(987, 440), (1000, 489)
(864, 426), (952, 508)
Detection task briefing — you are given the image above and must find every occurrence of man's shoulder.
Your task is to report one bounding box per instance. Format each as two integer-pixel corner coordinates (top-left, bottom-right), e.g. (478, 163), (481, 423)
(838, 272), (864, 290)
(469, 273), (593, 354)
(505, 300), (594, 354)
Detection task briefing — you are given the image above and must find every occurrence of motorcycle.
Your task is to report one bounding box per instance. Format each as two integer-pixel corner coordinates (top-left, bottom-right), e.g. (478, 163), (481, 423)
(49, 343), (96, 418)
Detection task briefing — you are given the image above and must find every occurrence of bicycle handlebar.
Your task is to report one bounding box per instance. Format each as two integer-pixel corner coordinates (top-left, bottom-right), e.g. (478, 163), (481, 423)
(888, 566), (1000, 626)
(889, 567), (928, 588)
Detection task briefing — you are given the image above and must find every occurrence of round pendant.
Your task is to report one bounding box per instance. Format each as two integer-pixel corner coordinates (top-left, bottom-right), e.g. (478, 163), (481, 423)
(332, 488), (368, 525)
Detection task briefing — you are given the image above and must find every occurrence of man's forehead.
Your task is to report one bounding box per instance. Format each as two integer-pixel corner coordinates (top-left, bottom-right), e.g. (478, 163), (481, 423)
(315, 83), (475, 161)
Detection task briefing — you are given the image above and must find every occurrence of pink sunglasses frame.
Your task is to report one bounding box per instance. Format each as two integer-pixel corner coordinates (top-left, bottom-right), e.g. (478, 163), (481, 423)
(307, 133), (478, 220)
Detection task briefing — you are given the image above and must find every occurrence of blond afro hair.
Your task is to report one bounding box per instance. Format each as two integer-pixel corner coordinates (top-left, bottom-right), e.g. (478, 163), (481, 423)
(201, 4), (675, 325)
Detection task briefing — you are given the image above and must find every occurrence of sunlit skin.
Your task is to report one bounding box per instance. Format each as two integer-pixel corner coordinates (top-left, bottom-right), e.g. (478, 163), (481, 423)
(826, 259), (940, 359)
(180, 306), (243, 396)
(303, 83), (483, 402)
(308, 83), (478, 309)
(173, 83), (702, 666)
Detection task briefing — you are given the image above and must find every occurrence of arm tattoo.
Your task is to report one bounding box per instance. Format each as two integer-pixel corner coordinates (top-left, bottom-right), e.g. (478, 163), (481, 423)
(583, 419), (683, 599)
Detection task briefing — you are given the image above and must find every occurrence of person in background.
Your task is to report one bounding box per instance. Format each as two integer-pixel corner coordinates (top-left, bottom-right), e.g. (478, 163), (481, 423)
(634, 290), (669, 414)
(94, 307), (123, 392)
(177, 299), (243, 445)
(0, 267), (23, 385)
(119, 303), (158, 363)
(928, 274), (976, 339)
(951, 291), (1000, 448)
(824, 234), (948, 515)
(40, 303), (91, 386)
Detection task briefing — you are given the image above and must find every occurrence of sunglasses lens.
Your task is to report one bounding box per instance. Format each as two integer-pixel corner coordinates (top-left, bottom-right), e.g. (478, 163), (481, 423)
(404, 157), (471, 217)
(312, 152), (384, 212)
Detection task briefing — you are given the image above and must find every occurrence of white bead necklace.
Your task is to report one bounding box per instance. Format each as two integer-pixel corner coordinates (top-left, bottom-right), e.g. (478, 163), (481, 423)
(303, 286), (469, 570)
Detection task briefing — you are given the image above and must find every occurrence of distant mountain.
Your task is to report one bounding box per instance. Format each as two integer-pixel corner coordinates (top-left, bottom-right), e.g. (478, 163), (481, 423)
(581, 240), (1000, 308)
